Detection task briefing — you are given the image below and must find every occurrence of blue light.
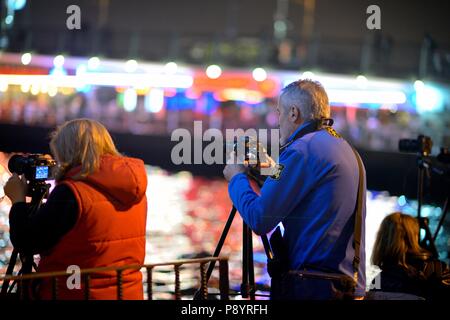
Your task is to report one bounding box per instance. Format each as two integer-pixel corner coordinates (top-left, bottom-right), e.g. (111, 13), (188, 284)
(11, 0), (27, 10)
(76, 64), (87, 76)
(414, 84), (444, 113)
(398, 195), (407, 207)
(5, 15), (14, 25)
(421, 207), (431, 218)
(76, 85), (91, 93)
(420, 229), (426, 241)
(49, 67), (67, 76)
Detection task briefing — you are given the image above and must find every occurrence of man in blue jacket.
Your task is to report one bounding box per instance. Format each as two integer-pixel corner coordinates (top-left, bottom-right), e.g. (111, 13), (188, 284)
(223, 79), (366, 299)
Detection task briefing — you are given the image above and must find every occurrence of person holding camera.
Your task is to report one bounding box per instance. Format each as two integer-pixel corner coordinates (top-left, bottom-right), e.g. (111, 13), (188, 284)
(223, 79), (367, 300)
(369, 212), (450, 300)
(4, 118), (148, 300)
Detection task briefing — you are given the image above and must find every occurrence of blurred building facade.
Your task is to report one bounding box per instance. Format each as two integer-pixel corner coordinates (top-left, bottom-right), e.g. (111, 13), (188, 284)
(1, 0), (450, 82)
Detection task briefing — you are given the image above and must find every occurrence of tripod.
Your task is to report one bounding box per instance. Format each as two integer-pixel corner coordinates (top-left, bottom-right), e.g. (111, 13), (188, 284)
(0, 182), (50, 297)
(416, 154), (449, 259)
(194, 173), (273, 300)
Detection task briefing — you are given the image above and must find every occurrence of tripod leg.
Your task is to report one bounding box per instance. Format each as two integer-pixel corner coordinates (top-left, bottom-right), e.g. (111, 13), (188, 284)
(433, 196), (449, 242)
(247, 226), (256, 300)
(205, 206), (237, 283)
(419, 218), (439, 258)
(1, 249), (19, 295)
(241, 222), (249, 298)
(417, 164), (424, 244)
(193, 206), (237, 300)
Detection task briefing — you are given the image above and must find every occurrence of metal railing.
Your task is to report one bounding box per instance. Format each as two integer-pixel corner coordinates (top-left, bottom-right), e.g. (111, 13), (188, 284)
(0, 257), (229, 300)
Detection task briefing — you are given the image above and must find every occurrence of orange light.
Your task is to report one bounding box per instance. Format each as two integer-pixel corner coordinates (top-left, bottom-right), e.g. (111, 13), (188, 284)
(193, 72), (280, 98)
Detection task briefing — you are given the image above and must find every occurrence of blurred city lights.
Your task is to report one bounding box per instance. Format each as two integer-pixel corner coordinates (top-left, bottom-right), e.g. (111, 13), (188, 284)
(164, 62), (178, 75)
(87, 57), (100, 70)
(356, 75), (368, 88)
(414, 80), (425, 91)
(145, 88), (165, 113)
(398, 195), (407, 206)
(301, 71), (315, 79)
(415, 84), (444, 113)
(40, 83), (48, 94)
(53, 55), (65, 68)
(76, 64), (87, 76)
(0, 81), (8, 92)
(125, 59), (138, 73)
(20, 83), (30, 93)
(206, 64), (222, 79)
(12, 0), (27, 10)
(5, 15), (14, 25)
(21, 52), (32, 65)
(252, 67), (267, 82)
(0, 73), (193, 89)
(123, 88), (138, 111)
(327, 89), (407, 104)
(30, 84), (39, 95)
(49, 67), (67, 76)
(48, 87), (58, 97)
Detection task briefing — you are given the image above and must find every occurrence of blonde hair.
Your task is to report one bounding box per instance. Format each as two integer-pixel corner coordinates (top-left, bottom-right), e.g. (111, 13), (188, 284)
(50, 119), (120, 180)
(371, 212), (426, 271)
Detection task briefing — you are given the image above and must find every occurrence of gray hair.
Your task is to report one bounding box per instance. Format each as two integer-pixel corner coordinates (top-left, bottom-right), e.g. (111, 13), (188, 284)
(280, 79), (330, 121)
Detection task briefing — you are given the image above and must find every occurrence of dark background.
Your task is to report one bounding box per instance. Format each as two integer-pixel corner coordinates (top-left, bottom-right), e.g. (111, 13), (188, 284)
(5, 0), (450, 81)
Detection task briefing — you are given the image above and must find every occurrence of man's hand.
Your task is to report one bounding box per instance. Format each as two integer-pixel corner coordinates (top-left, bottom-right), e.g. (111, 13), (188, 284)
(223, 152), (247, 181)
(4, 173), (27, 204)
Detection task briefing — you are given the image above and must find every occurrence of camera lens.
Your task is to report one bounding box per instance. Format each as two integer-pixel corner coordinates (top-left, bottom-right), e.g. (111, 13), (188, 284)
(7, 155), (27, 175)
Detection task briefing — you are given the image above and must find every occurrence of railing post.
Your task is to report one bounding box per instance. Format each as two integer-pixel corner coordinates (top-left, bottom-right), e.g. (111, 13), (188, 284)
(146, 267), (153, 300)
(219, 259), (229, 300)
(52, 277), (58, 300)
(200, 262), (208, 300)
(116, 270), (123, 300)
(84, 274), (91, 300)
(174, 265), (181, 300)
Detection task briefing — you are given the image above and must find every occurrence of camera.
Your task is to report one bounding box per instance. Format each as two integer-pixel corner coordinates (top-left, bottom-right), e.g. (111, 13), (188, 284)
(399, 135), (433, 156)
(8, 154), (56, 183)
(233, 136), (258, 166)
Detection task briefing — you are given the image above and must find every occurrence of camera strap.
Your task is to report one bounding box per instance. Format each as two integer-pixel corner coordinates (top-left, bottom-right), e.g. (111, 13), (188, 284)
(350, 146), (364, 295)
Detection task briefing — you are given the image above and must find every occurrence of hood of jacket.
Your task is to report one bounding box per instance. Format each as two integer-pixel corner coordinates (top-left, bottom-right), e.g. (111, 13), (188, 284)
(64, 154), (147, 206)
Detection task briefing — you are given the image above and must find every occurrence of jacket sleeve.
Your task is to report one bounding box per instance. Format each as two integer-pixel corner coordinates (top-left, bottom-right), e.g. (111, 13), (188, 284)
(228, 146), (318, 235)
(9, 184), (78, 254)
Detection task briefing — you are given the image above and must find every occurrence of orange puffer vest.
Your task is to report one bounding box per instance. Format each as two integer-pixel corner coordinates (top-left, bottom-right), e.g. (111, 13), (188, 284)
(37, 155), (147, 300)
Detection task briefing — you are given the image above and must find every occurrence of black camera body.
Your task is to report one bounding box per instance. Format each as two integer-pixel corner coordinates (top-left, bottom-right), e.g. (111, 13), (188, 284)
(233, 136), (258, 165)
(8, 154), (56, 183)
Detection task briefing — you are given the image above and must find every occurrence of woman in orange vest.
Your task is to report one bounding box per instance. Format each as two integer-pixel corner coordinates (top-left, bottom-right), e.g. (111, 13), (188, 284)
(5, 119), (148, 299)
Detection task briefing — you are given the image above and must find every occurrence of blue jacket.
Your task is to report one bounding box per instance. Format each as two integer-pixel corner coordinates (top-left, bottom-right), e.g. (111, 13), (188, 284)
(228, 122), (366, 296)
